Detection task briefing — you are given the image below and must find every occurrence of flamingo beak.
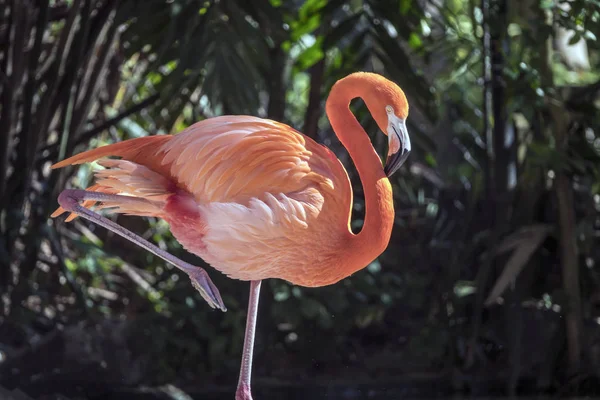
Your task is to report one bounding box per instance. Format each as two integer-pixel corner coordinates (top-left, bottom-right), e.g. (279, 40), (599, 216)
(384, 118), (411, 177)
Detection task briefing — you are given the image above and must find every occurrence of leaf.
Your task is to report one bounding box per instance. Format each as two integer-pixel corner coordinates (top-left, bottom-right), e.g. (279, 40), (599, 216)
(290, 13), (321, 41)
(323, 12), (364, 50)
(568, 32), (582, 45)
(484, 224), (553, 306)
(583, 30), (596, 41)
(298, 0), (327, 21)
(296, 36), (324, 70)
(528, 141), (565, 168)
(400, 0), (412, 15)
(454, 280), (477, 298)
(300, 297), (325, 319)
(408, 32), (422, 49)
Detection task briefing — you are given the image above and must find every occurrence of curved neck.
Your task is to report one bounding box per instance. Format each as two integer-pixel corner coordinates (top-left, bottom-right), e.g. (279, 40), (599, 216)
(325, 77), (394, 261)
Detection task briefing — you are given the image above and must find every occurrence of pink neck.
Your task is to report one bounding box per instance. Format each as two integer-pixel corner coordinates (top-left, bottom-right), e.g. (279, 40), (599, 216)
(325, 75), (395, 266)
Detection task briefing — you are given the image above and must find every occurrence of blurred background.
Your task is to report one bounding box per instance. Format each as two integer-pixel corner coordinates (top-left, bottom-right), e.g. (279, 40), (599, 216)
(0, 0), (599, 399)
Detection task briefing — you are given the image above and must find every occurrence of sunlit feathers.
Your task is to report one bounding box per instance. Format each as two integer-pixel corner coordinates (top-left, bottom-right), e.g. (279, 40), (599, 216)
(52, 116), (353, 286)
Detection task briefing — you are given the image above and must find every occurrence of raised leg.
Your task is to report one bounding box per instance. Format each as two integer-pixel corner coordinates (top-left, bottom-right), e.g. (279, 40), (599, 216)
(56, 189), (226, 311)
(236, 280), (262, 400)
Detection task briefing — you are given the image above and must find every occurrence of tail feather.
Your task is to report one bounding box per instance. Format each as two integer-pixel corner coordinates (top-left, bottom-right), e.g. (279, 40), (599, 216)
(52, 135), (173, 174)
(52, 135), (175, 222)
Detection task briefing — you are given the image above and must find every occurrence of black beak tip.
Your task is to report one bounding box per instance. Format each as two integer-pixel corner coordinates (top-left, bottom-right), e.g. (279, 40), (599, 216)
(385, 168), (397, 178)
(384, 164), (393, 177)
(384, 149), (410, 178)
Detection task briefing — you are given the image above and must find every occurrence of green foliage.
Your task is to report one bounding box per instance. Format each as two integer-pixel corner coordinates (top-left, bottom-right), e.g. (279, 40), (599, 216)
(1, 0), (600, 396)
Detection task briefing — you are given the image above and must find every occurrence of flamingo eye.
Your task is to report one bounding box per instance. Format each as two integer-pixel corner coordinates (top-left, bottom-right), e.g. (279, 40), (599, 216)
(385, 105), (394, 114)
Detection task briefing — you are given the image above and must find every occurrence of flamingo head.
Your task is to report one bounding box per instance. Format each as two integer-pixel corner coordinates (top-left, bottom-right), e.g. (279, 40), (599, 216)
(361, 73), (412, 177)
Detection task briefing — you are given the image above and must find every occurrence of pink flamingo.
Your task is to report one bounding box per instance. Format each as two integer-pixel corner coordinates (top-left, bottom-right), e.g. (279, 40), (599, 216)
(52, 72), (411, 399)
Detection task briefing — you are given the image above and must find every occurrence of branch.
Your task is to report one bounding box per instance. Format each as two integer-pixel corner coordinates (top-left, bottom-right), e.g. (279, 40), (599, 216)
(12, 0), (50, 209)
(39, 93), (160, 165)
(0, 1), (15, 204)
(66, 3), (119, 158)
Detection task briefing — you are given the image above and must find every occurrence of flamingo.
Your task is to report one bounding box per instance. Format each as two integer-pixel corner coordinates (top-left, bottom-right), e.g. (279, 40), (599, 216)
(51, 72), (411, 400)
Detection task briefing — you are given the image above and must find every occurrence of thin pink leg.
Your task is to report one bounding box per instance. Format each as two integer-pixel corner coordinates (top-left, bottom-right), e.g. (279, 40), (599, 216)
(236, 280), (262, 400)
(56, 189), (226, 311)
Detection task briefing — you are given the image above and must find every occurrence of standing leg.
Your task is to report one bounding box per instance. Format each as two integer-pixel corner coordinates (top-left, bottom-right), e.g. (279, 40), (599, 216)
(55, 189), (226, 311)
(236, 280), (262, 400)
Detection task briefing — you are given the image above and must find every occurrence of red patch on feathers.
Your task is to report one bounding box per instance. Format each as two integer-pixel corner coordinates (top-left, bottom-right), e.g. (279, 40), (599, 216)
(163, 192), (208, 253)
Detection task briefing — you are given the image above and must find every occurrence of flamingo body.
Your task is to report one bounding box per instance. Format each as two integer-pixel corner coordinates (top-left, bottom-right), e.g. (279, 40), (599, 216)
(53, 115), (364, 286)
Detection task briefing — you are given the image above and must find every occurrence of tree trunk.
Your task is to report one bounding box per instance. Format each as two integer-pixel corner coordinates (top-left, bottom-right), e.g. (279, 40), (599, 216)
(551, 102), (581, 376)
(303, 59), (326, 141)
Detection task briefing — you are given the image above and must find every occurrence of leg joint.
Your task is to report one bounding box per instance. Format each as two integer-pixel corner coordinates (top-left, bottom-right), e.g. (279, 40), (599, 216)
(57, 189), (83, 211)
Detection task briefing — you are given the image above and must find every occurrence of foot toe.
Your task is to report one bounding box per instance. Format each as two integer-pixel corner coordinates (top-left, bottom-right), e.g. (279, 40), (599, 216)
(188, 268), (226, 312)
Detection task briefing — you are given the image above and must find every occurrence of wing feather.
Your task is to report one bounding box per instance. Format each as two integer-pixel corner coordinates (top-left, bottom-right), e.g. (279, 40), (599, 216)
(153, 116), (348, 206)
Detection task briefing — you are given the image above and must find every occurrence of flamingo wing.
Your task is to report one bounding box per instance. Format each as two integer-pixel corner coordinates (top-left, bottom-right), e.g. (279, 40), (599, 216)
(159, 116), (344, 204)
(156, 116), (351, 282)
(52, 115), (352, 285)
